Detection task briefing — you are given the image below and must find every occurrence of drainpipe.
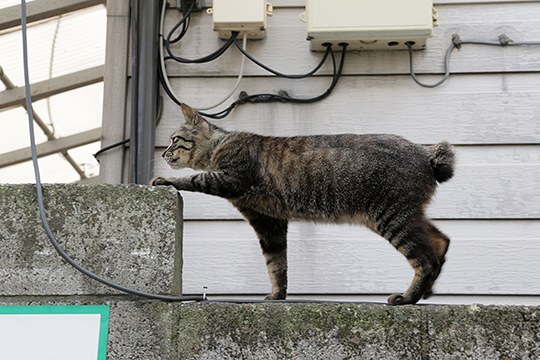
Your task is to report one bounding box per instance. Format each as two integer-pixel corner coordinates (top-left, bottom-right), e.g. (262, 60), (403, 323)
(130, 0), (159, 184)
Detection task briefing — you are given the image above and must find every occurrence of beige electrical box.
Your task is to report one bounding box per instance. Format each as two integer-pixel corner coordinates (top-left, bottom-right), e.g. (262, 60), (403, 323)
(306, 0), (437, 51)
(211, 0), (273, 40)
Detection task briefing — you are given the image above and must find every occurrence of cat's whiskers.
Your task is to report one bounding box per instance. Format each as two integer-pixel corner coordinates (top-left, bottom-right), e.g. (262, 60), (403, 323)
(143, 157), (166, 178)
(154, 156), (168, 168)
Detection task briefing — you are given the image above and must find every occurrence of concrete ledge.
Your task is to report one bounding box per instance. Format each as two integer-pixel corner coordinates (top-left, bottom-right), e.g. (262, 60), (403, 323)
(173, 302), (540, 359)
(1, 299), (538, 359)
(0, 184), (182, 296)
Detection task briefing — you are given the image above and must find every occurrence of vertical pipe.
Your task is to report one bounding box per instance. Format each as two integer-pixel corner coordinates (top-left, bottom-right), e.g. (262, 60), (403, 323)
(129, 0), (139, 183)
(133, 0), (160, 184)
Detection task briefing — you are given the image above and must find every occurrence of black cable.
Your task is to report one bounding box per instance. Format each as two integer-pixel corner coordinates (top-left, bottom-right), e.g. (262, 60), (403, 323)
(94, 93), (164, 160)
(199, 43), (348, 119)
(165, 30), (238, 64)
(93, 139), (130, 159)
(233, 37), (332, 79)
(21, 0), (203, 302)
(166, 0), (194, 44)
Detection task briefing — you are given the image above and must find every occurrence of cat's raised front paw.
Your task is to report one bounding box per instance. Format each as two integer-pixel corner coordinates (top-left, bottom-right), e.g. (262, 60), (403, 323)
(150, 176), (170, 186)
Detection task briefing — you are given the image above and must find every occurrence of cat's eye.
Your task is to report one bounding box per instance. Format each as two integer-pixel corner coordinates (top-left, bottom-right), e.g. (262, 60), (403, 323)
(170, 135), (194, 151)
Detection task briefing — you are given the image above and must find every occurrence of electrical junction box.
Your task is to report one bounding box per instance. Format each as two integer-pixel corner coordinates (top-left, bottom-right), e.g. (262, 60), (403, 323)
(305, 0), (437, 51)
(210, 0), (273, 40)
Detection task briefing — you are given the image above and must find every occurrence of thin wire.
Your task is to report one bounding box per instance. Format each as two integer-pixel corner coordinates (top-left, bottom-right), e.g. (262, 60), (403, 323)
(234, 37), (332, 79)
(21, 0), (203, 302)
(195, 32), (248, 111)
(407, 33), (540, 88)
(406, 40), (457, 88)
(205, 298), (388, 305)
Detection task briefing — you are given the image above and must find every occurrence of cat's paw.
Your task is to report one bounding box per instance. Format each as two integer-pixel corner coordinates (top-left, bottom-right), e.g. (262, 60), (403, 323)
(387, 293), (417, 306)
(150, 176), (170, 186)
(422, 289), (433, 299)
(264, 292), (286, 301)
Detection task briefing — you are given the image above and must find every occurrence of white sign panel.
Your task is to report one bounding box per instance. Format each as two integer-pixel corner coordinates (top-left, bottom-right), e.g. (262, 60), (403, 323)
(0, 305), (109, 360)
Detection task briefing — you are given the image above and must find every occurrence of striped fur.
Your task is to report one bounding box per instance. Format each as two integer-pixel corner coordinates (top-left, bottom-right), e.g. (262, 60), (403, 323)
(152, 104), (456, 305)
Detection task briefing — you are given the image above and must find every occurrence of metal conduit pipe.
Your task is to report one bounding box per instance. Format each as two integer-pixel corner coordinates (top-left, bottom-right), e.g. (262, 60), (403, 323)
(129, 0), (160, 184)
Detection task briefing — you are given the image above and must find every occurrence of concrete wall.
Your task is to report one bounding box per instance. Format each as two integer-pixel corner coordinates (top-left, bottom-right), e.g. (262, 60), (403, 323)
(1, 184), (538, 359)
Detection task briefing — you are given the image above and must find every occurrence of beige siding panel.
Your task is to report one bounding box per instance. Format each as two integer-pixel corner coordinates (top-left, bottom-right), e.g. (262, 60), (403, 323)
(157, 74), (540, 146)
(163, 3), (540, 76)
(181, 220), (540, 295)
(152, 145), (540, 220)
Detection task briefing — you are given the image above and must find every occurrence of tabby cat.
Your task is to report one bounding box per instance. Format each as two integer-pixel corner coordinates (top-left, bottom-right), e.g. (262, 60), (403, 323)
(152, 104), (455, 305)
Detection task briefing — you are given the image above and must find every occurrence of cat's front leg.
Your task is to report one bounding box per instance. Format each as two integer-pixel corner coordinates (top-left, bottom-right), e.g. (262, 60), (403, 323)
(152, 172), (248, 198)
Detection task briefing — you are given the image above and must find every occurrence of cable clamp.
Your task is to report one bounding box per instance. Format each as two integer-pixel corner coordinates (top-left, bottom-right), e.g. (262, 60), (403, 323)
(237, 91), (286, 104)
(237, 90), (249, 104)
(451, 34), (462, 50)
(278, 89), (290, 98)
(498, 34), (513, 46)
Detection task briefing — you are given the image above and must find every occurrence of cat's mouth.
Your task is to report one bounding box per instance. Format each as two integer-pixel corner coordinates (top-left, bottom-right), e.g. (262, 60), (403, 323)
(168, 158), (183, 169)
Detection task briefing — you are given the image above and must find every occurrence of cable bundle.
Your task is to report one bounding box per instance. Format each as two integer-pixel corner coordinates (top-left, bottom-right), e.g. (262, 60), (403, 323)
(158, 1), (348, 119)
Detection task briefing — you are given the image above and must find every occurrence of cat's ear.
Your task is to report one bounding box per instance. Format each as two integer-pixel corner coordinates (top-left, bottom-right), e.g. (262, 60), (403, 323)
(181, 103), (210, 130)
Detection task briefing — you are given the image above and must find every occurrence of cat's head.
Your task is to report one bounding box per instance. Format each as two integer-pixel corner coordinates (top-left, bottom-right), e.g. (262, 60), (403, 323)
(162, 104), (223, 170)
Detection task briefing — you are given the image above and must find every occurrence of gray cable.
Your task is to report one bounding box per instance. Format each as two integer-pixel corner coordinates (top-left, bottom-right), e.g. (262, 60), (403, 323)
(406, 39), (457, 88)
(407, 33), (540, 88)
(20, 0), (203, 302)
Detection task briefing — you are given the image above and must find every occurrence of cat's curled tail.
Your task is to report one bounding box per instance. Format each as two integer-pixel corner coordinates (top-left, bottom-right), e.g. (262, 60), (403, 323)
(428, 141), (455, 183)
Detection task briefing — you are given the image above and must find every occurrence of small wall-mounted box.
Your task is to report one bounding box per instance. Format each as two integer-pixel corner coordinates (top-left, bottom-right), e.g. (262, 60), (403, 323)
(211, 0), (273, 40)
(306, 0), (436, 51)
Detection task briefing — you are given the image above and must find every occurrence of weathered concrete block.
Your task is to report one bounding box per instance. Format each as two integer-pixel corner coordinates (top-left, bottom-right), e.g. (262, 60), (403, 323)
(0, 184), (183, 296)
(106, 300), (178, 359)
(172, 303), (540, 360)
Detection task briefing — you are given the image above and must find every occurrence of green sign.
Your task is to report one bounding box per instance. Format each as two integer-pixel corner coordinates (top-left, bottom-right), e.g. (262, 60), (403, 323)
(0, 305), (109, 360)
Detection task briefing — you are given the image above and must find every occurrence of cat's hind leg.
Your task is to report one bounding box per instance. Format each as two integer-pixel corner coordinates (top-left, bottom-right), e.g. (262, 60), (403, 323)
(379, 213), (439, 305)
(422, 221), (450, 299)
(237, 207), (288, 300)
